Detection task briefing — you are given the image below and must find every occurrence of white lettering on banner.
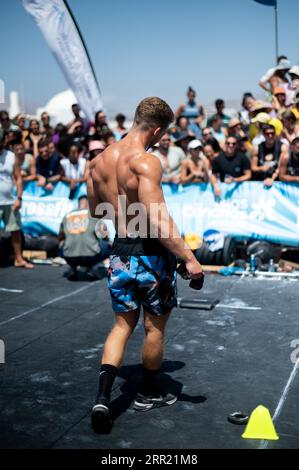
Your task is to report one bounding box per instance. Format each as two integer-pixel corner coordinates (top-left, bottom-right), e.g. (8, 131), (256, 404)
(21, 199), (74, 220)
(249, 198), (276, 222)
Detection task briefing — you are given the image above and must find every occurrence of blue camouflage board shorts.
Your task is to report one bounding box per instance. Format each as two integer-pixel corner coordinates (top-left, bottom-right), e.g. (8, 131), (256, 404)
(108, 253), (177, 316)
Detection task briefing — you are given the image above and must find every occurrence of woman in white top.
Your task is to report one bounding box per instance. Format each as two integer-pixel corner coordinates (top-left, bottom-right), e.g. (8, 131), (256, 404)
(61, 144), (88, 197)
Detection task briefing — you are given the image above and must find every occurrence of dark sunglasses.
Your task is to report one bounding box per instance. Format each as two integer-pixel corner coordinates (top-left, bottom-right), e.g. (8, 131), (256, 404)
(227, 141), (237, 146)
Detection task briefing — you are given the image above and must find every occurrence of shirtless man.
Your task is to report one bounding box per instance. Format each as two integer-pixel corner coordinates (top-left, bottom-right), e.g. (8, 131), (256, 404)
(87, 97), (203, 432)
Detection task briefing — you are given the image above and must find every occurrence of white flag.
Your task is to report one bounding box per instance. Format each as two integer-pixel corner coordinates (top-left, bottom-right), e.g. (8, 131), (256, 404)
(23, 0), (103, 120)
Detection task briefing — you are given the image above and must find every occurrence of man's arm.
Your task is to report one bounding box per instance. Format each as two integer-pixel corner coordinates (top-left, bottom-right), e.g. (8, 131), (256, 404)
(279, 152), (299, 183)
(233, 169), (252, 182)
(87, 170), (103, 218)
(23, 155), (37, 182)
(13, 159), (23, 211)
(132, 154), (202, 276)
(251, 146), (267, 174)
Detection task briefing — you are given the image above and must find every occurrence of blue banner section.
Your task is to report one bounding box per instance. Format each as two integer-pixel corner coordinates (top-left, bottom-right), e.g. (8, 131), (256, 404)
(19, 182), (299, 247)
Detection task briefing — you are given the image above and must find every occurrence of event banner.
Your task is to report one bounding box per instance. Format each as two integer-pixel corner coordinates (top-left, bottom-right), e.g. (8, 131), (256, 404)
(20, 182), (299, 247)
(22, 0), (102, 121)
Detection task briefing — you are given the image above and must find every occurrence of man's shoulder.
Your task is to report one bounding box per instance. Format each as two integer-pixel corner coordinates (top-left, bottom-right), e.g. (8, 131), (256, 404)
(130, 152), (162, 176)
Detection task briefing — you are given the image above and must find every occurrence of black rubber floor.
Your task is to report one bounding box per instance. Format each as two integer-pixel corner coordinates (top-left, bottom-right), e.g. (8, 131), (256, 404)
(0, 266), (298, 449)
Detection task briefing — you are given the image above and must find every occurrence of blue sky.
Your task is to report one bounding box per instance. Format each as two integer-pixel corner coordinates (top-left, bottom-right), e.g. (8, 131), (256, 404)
(1, 0), (299, 117)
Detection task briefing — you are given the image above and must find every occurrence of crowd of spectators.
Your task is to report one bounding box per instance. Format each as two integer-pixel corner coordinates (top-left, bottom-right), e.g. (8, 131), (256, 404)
(1, 55), (299, 268)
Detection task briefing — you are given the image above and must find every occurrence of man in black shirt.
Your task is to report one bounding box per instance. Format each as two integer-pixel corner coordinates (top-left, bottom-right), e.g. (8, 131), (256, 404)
(251, 124), (288, 187)
(211, 136), (251, 197)
(279, 137), (299, 182)
(36, 140), (62, 191)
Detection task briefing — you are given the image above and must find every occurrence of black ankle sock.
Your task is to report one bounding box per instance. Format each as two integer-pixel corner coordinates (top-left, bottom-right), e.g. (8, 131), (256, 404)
(141, 367), (160, 397)
(96, 364), (118, 403)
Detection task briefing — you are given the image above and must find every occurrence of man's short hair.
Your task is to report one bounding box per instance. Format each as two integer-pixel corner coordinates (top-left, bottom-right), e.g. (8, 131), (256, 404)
(38, 139), (50, 149)
(262, 124), (276, 133)
(291, 137), (299, 146)
(215, 99), (224, 107)
(134, 97), (174, 131)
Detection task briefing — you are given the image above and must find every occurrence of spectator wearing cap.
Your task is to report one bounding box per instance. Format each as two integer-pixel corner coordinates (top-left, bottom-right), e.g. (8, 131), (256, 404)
(209, 115), (227, 146)
(281, 111), (299, 145)
(250, 112), (271, 146)
(259, 56), (289, 94)
(272, 87), (289, 118)
(271, 59), (295, 106)
(61, 143), (88, 198)
(203, 138), (221, 171)
(251, 124), (288, 187)
(279, 137), (299, 183)
(181, 140), (209, 184)
(59, 196), (111, 280)
(113, 114), (127, 141)
(210, 136), (251, 197)
(207, 99), (231, 128)
(175, 131), (194, 156)
(14, 142), (36, 183)
(88, 140), (106, 161)
(36, 139), (62, 190)
(228, 118), (246, 139)
(0, 130), (33, 268)
(176, 86), (205, 130)
(153, 133), (186, 184)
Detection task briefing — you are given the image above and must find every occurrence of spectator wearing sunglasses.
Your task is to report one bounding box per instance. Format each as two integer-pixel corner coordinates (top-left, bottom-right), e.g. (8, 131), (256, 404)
(251, 124), (288, 187)
(202, 127), (213, 144)
(210, 137), (251, 197)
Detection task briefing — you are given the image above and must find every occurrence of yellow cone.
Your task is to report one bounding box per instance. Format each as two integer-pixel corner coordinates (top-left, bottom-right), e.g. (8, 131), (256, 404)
(242, 405), (279, 440)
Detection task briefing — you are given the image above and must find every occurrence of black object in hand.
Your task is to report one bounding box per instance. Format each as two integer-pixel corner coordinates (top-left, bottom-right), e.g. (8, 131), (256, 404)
(176, 262), (204, 291)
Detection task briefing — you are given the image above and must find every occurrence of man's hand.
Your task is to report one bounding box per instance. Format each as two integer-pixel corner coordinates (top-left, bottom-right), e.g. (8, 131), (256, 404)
(37, 176), (46, 187)
(185, 257), (203, 279)
(70, 179), (77, 190)
(171, 175), (181, 184)
(264, 177), (274, 187)
(45, 182), (54, 191)
(13, 200), (21, 212)
(214, 185), (221, 197)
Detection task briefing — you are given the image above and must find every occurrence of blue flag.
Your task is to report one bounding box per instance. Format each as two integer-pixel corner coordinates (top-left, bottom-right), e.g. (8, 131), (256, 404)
(254, 0), (277, 6)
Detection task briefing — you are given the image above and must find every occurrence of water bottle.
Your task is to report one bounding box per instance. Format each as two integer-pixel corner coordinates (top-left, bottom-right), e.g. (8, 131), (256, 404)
(268, 259), (275, 272)
(250, 254), (256, 273)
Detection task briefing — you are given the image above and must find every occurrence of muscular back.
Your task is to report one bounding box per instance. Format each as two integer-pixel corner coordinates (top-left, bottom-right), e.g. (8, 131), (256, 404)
(87, 136), (163, 235)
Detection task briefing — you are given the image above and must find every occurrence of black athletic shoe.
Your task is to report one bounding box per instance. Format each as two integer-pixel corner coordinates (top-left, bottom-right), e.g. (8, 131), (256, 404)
(91, 399), (113, 433)
(133, 392), (178, 412)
